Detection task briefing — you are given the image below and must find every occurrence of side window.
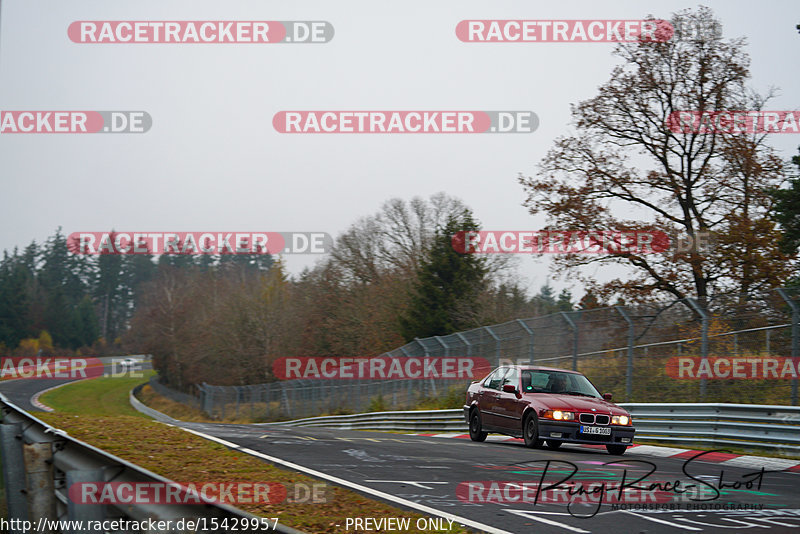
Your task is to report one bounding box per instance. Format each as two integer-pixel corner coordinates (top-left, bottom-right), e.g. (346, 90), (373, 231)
(481, 369), (496, 388)
(502, 368), (519, 390)
(483, 368), (507, 390)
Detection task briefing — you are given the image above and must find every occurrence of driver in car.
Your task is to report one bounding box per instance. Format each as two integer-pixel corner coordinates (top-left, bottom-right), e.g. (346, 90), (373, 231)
(551, 375), (567, 393)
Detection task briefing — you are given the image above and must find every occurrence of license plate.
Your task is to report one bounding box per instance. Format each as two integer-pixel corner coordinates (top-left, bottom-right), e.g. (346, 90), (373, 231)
(580, 426), (611, 435)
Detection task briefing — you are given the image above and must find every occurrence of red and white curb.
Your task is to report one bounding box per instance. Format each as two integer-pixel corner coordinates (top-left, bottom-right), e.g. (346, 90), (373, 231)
(30, 376), (97, 412)
(407, 432), (800, 473)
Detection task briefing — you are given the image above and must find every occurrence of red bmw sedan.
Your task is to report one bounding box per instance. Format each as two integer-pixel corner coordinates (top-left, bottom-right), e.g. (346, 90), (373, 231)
(463, 365), (635, 455)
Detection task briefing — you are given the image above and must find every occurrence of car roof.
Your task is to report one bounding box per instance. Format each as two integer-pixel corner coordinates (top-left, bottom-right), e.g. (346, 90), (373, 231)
(500, 365), (583, 374)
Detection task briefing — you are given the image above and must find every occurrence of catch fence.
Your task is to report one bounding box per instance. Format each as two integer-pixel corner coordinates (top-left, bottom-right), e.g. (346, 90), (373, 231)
(171, 287), (800, 420)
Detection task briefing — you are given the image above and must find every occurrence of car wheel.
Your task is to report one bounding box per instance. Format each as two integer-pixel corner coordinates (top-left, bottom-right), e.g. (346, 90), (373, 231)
(469, 410), (488, 442)
(546, 440), (562, 450)
(523, 413), (543, 448)
(606, 444), (627, 455)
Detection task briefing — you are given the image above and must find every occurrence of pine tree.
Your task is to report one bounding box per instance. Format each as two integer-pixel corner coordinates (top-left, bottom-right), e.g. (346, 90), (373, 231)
(400, 210), (488, 340)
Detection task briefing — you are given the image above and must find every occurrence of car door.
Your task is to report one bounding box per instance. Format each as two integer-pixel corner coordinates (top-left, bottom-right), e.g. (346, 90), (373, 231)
(495, 367), (523, 430)
(478, 367), (507, 429)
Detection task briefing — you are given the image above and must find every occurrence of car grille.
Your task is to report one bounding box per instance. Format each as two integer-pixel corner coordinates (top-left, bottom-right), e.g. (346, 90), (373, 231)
(578, 413), (610, 425)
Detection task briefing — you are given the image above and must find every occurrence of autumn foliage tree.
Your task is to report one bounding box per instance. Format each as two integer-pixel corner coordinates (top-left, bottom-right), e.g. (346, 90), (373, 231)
(519, 6), (794, 303)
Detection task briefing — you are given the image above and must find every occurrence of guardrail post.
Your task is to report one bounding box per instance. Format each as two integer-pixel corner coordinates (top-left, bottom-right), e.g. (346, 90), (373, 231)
(616, 306), (635, 401)
(777, 288), (799, 405)
(766, 328), (771, 356)
(455, 333), (472, 358)
(263, 382), (271, 419)
(66, 469), (105, 531)
(560, 312), (579, 371)
(483, 326), (501, 367)
(416, 338), (436, 396)
(435, 336), (450, 395)
(235, 386), (242, 419)
(434, 336), (448, 357)
(686, 298), (709, 399)
(23, 442), (56, 526)
(197, 383), (208, 415)
(515, 319), (535, 364)
(249, 385), (256, 419)
(281, 387), (291, 418)
(400, 346), (414, 405)
(1, 422), (29, 531)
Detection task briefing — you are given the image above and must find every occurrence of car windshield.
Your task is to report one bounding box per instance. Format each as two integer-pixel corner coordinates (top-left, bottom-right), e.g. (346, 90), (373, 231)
(520, 370), (601, 398)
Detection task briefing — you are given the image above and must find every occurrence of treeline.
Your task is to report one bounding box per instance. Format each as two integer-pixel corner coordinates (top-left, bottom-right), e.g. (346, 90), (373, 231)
(128, 194), (576, 390)
(0, 195), (575, 387)
(0, 230), (131, 355)
(0, 229), (273, 356)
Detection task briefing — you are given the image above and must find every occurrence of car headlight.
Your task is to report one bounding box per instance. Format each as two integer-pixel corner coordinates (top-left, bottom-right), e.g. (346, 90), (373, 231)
(544, 410), (575, 421)
(612, 415), (630, 426)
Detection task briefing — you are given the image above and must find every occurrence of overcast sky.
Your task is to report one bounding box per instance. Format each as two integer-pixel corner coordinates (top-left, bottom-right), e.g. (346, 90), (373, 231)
(1, 0), (798, 298)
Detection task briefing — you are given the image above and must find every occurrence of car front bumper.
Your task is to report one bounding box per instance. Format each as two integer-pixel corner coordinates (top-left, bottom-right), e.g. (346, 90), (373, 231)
(538, 420), (636, 446)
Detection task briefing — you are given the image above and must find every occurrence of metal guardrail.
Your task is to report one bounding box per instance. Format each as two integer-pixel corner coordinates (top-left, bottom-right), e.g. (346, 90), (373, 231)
(620, 403), (800, 453)
(266, 403), (800, 455)
(0, 391), (305, 534)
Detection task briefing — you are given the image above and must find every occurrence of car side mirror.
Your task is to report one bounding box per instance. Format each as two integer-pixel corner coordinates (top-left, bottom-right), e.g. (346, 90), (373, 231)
(603, 393), (613, 401)
(502, 384), (518, 394)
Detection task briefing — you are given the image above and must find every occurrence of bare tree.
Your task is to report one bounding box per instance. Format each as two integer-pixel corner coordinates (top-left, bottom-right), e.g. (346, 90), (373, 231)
(519, 6), (792, 302)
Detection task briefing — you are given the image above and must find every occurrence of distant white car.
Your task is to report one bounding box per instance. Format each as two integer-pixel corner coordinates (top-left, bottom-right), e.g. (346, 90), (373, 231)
(119, 357), (139, 368)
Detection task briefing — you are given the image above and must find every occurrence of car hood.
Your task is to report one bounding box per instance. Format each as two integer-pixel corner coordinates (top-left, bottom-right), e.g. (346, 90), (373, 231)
(530, 394), (628, 415)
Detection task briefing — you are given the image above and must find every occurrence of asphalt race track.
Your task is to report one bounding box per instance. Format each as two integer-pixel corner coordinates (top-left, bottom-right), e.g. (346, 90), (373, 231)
(175, 421), (800, 534)
(3, 373), (800, 534)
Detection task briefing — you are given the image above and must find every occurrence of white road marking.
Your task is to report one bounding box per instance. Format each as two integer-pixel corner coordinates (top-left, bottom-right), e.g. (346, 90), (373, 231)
(752, 517), (800, 527)
(671, 516), (772, 529)
(179, 426), (516, 534)
(364, 480), (448, 490)
(618, 510), (702, 530)
(505, 510), (591, 533)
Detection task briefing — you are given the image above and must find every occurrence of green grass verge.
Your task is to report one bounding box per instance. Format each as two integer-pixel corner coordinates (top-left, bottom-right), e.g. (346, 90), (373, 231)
(39, 371), (156, 417)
